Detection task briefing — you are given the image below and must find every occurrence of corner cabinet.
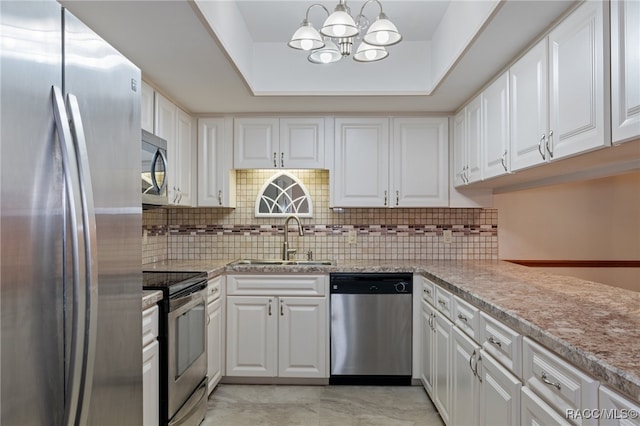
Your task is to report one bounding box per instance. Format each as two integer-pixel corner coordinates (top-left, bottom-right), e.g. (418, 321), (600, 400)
(225, 274), (329, 380)
(233, 117), (326, 169)
(611, 0), (640, 144)
(333, 117), (448, 207)
(198, 117), (236, 207)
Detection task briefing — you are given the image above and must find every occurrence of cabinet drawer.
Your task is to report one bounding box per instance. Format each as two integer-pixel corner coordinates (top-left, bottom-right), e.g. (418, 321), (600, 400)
(142, 305), (159, 347)
(208, 275), (223, 302)
(523, 337), (598, 425)
(434, 285), (452, 320)
(599, 386), (640, 426)
(521, 386), (572, 426)
(479, 311), (522, 377)
(420, 277), (435, 305)
(452, 295), (479, 342)
(227, 274), (328, 296)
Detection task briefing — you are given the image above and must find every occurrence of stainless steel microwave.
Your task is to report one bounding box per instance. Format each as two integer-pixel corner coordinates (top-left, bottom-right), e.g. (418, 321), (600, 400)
(141, 130), (168, 206)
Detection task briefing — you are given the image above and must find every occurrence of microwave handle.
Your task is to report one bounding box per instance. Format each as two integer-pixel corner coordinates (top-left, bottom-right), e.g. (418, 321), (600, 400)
(150, 148), (168, 195)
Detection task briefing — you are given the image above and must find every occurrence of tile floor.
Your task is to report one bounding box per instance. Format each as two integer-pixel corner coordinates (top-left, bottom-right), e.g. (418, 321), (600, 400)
(203, 384), (445, 426)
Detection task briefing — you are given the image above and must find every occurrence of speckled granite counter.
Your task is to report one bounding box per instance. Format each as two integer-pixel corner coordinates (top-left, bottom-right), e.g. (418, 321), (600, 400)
(142, 290), (163, 310)
(142, 258), (640, 402)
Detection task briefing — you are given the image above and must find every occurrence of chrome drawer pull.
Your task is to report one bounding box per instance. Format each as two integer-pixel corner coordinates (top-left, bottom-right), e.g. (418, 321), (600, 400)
(541, 371), (561, 390)
(487, 336), (502, 347)
(457, 313), (468, 323)
(423, 288), (431, 295)
(438, 299), (446, 307)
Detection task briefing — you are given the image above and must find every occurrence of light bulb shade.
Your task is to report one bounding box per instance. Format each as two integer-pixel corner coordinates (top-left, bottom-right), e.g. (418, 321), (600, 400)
(353, 41), (388, 62)
(363, 14), (402, 46)
(288, 22), (325, 51)
(321, 9), (358, 38)
(308, 39), (342, 64)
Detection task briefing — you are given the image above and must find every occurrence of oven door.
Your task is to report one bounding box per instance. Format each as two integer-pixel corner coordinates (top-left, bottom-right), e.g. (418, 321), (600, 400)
(167, 288), (207, 421)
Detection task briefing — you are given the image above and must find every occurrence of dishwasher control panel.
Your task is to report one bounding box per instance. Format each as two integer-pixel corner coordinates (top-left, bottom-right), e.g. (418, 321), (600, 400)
(330, 273), (413, 294)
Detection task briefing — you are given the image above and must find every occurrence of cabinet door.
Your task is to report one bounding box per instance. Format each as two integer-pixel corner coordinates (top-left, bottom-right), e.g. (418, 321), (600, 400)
(278, 297), (327, 378)
(452, 327), (481, 426)
(453, 109), (467, 187)
(141, 81), (154, 133)
(154, 93), (177, 202)
(548, 1), (609, 159)
(198, 117), (236, 207)
(510, 39), (549, 171)
(142, 340), (159, 426)
(478, 349), (521, 426)
(521, 387), (572, 426)
(391, 117), (448, 207)
(599, 385), (640, 426)
(175, 108), (194, 206)
(226, 296), (277, 377)
(433, 310), (452, 425)
(466, 96), (483, 183)
(234, 117), (279, 169)
(420, 301), (435, 397)
(611, 0), (640, 144)
(333, 117), (390, 207)
(280, 117), (325, 168)
(207, 298), (223, 394)
(482, 72), (510, 179)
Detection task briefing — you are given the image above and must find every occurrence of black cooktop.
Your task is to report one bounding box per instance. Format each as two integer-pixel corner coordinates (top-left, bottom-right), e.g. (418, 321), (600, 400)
(142, 271), (207, 298)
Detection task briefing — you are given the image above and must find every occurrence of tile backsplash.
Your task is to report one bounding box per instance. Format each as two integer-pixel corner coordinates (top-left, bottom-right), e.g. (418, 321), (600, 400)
(142, 170), (497, 264)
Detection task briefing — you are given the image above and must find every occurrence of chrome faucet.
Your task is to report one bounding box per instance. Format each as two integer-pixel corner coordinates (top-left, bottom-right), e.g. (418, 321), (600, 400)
(282, 215), (303, 260)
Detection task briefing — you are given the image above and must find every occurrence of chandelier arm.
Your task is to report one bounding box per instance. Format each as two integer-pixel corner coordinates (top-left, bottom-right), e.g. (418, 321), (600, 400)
(305, 3), (330, 21)
(357, 0), (384, 18)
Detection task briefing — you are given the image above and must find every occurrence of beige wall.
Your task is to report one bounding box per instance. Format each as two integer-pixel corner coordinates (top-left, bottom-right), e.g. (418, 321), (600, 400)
(494, 171), (640, 291)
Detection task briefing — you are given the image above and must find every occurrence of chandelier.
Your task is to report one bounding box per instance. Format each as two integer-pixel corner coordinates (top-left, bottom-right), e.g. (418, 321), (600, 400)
(288, 0), (402, 64)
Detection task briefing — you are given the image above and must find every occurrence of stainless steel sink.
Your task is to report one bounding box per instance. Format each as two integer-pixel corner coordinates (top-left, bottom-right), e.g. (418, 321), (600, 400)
(229, 259), (334, 266)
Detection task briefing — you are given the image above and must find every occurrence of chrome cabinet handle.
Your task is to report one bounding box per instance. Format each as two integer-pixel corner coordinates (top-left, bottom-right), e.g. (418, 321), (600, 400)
(268, 299), (272, 316)
(476, 352), (483, 382)
(438, 299), (447, 307)
(500, 150), (508, 171)
(423, 288), (431, 296)
(546, 130), (554, 158)
(469, 349), (478, 377)
(487, 336), (502, 347)
(273, 152), (277, 167)
(384, 190), (388, 206)
(538, 134), (547, 160)
(463, 166), (469, 183)
(395, 190), (399, 206)
(280, 301), (284, 316)
(541, 371), (561, 390)
(457, 313), (468, 323)
(218, 190), (223, 205)
(280, 152), (284, 168)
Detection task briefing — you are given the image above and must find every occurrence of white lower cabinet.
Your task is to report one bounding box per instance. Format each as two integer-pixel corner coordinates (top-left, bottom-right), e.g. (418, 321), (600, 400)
(521, 386), (572, 426)
(142, 305), (159, 426)
(599, 385), (640, 426)
(451, 327), (481, 426)
(433, 310), (453, 425)
(225, 274), (328, 379)
(207, 276), (225, 394)
(478, 349), (522, 426)
(420, 299), (436, 398)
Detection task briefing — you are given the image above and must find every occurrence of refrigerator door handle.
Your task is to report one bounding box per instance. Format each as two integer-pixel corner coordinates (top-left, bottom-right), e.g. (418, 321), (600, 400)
(66, 93), (100, 426)
(51, 86), (86, 426)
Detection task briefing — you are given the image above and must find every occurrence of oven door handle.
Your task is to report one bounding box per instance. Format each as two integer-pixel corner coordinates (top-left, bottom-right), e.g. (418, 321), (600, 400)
(168, 380), (207, 426)
(169, 287), (207, 315)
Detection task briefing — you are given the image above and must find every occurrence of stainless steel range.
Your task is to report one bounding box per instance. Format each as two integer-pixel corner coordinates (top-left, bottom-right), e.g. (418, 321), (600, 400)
(143, 271), (208, 426)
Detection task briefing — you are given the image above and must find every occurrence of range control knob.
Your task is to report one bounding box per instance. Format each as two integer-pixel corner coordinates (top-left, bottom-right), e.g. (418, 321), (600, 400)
(395, 282), (407, 293)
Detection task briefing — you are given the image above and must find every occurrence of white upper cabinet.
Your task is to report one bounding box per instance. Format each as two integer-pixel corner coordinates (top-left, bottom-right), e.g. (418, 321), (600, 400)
(391, 117), (449, 207)
(453, 110), (468, 187)
(155, 92), (194, 206)
(198, 117), (236, 208)
(548, 0), (609, 159)
(510, 39), (549, 172)
(611, 0), (640, 144)
(466, 96), (484, 184)
(234, 117), (325, 169)
(482, 72), (510, 179)
(333, 117), (449, 208)
(141, 81), (154, 133)
(333, 117), (390, 207)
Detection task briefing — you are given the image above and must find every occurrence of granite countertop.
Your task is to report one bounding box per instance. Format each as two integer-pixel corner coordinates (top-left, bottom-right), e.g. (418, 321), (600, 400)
(142, 290), (163, 310)
(142, 258), (640, 403)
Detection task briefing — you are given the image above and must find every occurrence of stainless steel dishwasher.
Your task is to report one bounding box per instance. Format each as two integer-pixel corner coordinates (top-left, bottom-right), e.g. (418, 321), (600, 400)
(330, 273), (412, 385)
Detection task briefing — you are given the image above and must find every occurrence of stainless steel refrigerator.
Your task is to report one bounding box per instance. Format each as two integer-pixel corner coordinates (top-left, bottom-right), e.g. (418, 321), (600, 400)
(1, 1), (143, 424)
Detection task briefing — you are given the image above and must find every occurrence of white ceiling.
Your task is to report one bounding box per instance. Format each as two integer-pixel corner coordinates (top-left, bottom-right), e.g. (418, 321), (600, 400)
(61, 0), (577, 115)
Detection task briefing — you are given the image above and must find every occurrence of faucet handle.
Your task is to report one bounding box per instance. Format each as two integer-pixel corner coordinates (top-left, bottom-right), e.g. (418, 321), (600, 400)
(287, 248), (297, 258)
